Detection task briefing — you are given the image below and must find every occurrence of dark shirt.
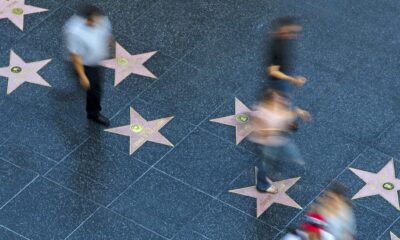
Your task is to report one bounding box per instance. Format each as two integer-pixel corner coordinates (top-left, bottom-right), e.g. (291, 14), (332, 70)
(269, 37), (294, 95)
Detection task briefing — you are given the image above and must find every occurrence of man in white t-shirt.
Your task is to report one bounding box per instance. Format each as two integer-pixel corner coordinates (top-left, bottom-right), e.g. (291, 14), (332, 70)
(64, 5), (113, 126)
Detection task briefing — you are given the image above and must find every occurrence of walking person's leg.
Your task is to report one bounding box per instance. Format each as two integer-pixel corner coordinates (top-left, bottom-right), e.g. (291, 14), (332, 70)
(85, 66), (102, 116)
(84, 66), (109, 126)
(256, 145), (279, 193)
(281, 139), (304, 166)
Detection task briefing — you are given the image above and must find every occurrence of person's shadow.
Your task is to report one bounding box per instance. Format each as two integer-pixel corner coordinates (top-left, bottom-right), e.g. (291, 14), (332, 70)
(50, 60), (108, 205)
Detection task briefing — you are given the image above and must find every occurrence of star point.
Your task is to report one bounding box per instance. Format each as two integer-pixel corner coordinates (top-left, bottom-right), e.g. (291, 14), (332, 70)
(0, 0), (48, 31)
(105, 107), (174, 155)
(391, 232), (400, 240)
(101, 42), (157, 87)
(350, 159), (400, 210)
(210, 97), (253, 144)
(229, 174), (302, 218)
(0, 50), (51, 95)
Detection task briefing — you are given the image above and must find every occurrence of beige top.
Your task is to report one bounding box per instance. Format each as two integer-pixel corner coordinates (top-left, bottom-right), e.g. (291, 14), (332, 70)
(248, 104), (296, 146)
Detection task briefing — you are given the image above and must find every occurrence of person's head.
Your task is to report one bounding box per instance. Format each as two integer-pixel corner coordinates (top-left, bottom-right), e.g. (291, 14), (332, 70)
(79, 5), (103, 26)
(320, 181), (351, 211)
(261, 89), (288, 107)
(327, 181), (348, 197)
(272, 17), (302, 39)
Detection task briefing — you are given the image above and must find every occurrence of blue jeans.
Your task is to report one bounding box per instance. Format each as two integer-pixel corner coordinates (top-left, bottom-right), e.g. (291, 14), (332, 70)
(270, 79), (293, 96)
(256, 139), (303, 191)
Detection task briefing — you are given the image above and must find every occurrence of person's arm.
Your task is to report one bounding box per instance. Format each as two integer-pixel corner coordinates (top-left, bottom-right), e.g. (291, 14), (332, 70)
(65, 30), (90, 90)
(294, 107), (311, 122)
(267, 65), (306, 86)
(70, 53), (90, 90)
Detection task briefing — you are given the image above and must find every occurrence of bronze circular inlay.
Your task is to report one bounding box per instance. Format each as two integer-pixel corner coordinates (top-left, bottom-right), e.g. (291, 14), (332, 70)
(10, 66), (22, 73)
(130, 124), (143, 133)
(12, 8), (24, 16)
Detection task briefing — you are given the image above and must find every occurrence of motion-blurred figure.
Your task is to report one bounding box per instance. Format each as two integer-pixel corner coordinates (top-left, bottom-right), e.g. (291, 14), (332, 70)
(267, 17), (305, 130)
(318, 182), (357, 240)
(64, 5), (113, 126)
(281, 210), (336, 240)
(249, 90), (311, 193)
(283, 182), (356, 239)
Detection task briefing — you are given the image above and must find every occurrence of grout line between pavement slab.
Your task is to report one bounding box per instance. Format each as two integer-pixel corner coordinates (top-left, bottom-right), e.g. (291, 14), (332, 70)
(104, 123), (199, 208)
(152, 167), (281, 234)
(0, 175), (39, 210)
(110, 49), (183, 121)
(45, 162), (110, 189)
(192, 230), (212, 240)
(354, 202), (392, 220)
(280, 187), (325, 232)
(146, 86), (271, 237)
(102, 100), (253, 237)
(43, 173), (170, 240)
(0, 137), (9, 146)
(43, 136), (90, 176)
(281, 148), (367, 232)
(1, 140), (58, 164)
(43, 175), (105, 208)
(0, 225), (31, 240)
(103, 79), (239, 208)
(15, 4), (64, 42)
(105, 207), (170, 240)
(0, 157), (39, 177)
(377, 215), (400, 239)
(169, 198), (216, 240)
(63, 207), (101, 240)
(273, 230), (284, 240)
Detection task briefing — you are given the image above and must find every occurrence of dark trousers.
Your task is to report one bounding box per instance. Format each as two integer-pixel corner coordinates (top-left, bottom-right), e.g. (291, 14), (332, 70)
(84, 66), (103, 116)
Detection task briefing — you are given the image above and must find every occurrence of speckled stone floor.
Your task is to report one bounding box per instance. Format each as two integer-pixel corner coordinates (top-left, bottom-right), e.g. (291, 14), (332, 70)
(1, 0), (400, 239)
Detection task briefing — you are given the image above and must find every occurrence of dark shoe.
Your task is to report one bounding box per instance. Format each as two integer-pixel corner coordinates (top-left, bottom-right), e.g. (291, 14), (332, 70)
(87, 114), (110, 127)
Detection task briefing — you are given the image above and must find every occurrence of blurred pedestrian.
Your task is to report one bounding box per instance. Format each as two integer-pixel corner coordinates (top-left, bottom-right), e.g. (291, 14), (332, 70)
(317, 182), (357, 240)
(64, 5), (113, 126)
(281, 211), (336, 240)
(266, 17), (306, 130)
(249, 89), (311, 193)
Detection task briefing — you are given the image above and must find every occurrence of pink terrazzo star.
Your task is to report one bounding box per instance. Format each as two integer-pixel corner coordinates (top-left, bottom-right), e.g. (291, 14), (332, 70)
(210, 97), (253, 144)
(101, 42), (157, 87)
(229, 172), (302, 218)
(0, 0), (48, 31)
(391, 232), (400, 240)
(0, 50), (51, 94)
(350, 159), (400, 210)
(105, 107), (174, 155)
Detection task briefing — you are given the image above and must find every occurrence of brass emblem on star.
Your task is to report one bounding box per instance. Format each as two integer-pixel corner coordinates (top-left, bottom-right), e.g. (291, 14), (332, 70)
(383, 182), (394, 191)
(12, 7), (24, 15)
(236, 114), (249, 123)
(10, 66), (22, 73)
(130, 123), (143, 133)
(117, 57), (128, 65)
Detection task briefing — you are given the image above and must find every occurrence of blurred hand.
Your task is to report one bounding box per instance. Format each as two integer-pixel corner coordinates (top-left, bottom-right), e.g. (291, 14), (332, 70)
(293, 76), (306, 86)
(296, 108), (311, 122)
(80, 75), (90, 90)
